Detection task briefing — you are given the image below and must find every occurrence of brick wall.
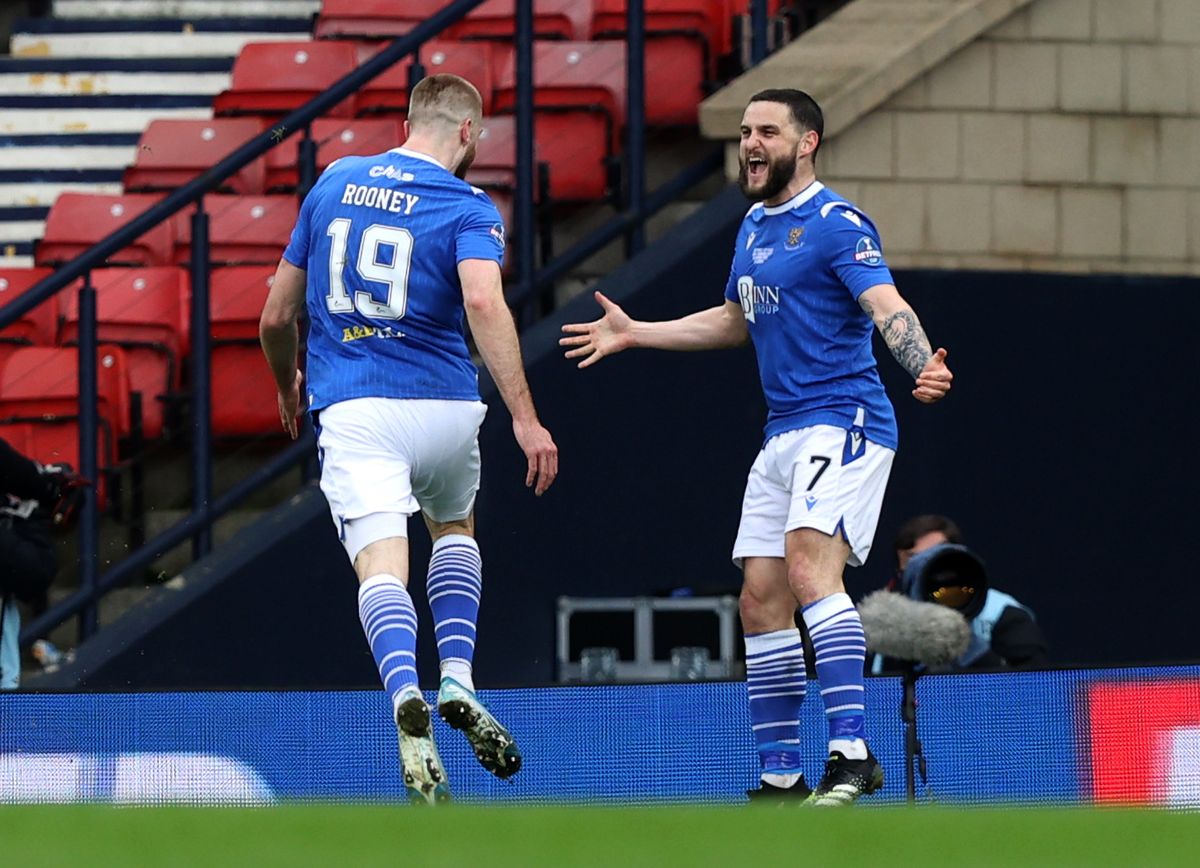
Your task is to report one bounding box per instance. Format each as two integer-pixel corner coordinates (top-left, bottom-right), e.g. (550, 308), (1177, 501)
(814, 0), (1199, 275)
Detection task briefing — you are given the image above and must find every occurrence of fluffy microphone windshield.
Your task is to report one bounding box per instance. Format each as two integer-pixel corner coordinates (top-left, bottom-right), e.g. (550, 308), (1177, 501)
(857, 590), (971, 667)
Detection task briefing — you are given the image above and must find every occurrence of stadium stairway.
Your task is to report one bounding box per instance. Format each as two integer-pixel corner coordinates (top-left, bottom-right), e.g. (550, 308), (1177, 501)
(0, 1), (317, 267)
(0, 2), (323, 652)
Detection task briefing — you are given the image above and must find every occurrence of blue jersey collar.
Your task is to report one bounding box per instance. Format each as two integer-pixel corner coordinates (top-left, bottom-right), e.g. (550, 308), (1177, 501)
(760, 180), (825, 216)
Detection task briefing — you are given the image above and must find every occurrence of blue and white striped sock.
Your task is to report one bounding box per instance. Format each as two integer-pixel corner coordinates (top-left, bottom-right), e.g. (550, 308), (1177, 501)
(358, 574), (419, 719)
(803, 592), (868, 760)
(427, 534), (483, 693)
(744, 628), (807, 778)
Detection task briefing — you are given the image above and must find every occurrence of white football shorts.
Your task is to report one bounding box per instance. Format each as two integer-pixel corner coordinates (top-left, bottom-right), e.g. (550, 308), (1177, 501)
(732, 421), (895, 569)
(315, 396), (488, 561)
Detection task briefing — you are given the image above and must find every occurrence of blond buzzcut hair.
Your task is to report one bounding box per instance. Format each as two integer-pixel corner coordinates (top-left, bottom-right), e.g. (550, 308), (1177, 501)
(407, 73), (483, 130)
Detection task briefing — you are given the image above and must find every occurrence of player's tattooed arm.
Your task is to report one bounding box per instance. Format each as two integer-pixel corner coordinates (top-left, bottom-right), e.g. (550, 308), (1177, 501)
(880, 309), (933, 379)
(859, 283), (952, 402)
(857, 284), (931, 378)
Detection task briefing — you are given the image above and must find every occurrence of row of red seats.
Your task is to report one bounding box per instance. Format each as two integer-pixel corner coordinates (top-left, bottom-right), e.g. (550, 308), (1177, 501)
(0, 266), (279, 450)
(212, 39), (626, 199)
(315, 0), (779, 64)
(44, 166), (516, 281)
(125, 115), (520, 203)
(0, 345), (131, 507)
(37, 193), (297, 270)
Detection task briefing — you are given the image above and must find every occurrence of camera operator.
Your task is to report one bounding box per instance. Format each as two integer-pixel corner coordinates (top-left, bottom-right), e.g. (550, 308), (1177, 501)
(0, 437), (82, 689)
(870, 514), (1048, 674)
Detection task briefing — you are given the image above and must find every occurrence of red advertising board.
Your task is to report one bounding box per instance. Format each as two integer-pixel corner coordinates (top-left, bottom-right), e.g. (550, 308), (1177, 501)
(1089, 681), (1200, 805)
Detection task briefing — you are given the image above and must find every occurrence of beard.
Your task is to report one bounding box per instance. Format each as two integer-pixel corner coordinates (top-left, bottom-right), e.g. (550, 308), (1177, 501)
(454, 139), (478, 180)
(737, 146), (798, 202)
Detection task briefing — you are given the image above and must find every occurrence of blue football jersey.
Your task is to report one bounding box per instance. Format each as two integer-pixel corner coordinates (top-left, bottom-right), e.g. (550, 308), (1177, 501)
(282, 147), (505, 412)
(723, 181), (899, 449)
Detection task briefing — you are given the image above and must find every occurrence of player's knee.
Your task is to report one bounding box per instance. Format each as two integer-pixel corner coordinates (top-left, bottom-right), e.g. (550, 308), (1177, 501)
(425, 512), (475, 541)
(786, 561), (843, 607)
(739, 582), (793, 632)
(353, 536), (409, 585)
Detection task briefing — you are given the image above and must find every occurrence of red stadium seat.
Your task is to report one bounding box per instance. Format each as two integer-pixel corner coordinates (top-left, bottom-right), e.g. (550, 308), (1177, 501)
(462, 116), (528, 273)
(0, 268), (57, 371)
(37, 193), (172, 267)
(315, 0), (443, 39)
(124, 119), (268, 195)
(58, 268), (189, 439)
(316, 0), (590, 41)
(0, 345), (132, 473)
(592, 0), (725, 124)
(174, 195), (298, 266)
(454, 0), (593, 41)
(210, 266), (283, 436)
(212, 41), (359, 120)
(493, 42), (626, 200)
(265, 119), (403, 192)
(724, 0), (788, 56)
(465, 115), (519, 192)
(355, 41), (497, 117)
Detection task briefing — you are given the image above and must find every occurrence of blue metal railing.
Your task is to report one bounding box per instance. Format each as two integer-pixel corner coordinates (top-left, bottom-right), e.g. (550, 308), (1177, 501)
(4, 0), (774, 648)
(624, 0), (646, 259)
(751, 0), (770, 65)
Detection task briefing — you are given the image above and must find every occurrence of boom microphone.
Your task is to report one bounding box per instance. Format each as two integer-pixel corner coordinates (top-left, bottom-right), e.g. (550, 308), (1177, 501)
(857, 590), (971, 667)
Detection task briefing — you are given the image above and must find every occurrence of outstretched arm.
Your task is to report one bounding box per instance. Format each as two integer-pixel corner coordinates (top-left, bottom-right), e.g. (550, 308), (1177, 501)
(460, 258), (558, 496)
(858, 283), (953, 404)
(560, 292), (747, 369)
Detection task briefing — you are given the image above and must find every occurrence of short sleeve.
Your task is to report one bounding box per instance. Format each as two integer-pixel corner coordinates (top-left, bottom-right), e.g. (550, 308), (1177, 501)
(822, 205), (896, 299)
(282, 185), (315, 269)
(456, 192), (506, 267)
(723, 224), (745, 304)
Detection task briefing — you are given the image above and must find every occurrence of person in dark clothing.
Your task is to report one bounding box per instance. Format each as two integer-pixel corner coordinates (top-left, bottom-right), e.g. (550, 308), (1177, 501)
(0, 437), (84, 689)
(871, 514), (1049, 673)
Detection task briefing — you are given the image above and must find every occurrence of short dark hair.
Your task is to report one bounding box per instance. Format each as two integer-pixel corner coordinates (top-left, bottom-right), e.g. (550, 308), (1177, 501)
(748, 88), (824, 161)
(893, 514), (963, 554)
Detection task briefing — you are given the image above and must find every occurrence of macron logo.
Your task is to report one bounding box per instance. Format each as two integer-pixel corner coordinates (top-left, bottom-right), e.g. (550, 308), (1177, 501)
(819, 201), (862, 227)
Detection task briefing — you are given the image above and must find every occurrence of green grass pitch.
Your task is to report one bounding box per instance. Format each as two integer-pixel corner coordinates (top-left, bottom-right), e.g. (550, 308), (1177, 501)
(3, 804), (1200, 867)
